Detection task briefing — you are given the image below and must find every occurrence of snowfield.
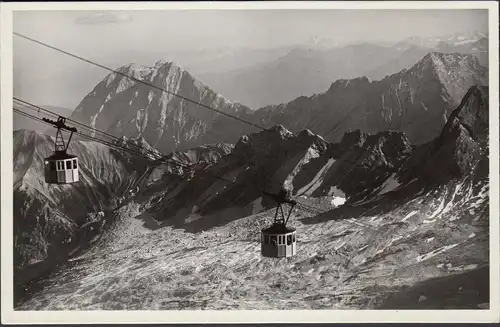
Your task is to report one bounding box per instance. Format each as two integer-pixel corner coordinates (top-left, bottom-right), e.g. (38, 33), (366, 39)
(16, 181), (489, 310)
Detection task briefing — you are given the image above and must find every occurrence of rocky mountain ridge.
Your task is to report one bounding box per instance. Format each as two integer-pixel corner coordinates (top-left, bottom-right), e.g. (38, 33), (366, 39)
(252, 52), (488, 145)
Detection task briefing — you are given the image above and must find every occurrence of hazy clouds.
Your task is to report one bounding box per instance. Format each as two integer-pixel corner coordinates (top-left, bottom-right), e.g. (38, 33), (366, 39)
(75, 11), (133, 25)
(14, 9), (488, 51)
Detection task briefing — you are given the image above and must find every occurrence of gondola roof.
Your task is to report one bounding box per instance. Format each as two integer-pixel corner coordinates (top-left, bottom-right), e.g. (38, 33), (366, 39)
(44, 152), (78, 160)
(261, 223), (296, 234)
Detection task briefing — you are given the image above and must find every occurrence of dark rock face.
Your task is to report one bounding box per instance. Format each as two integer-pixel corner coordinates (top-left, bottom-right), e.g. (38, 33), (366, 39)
(400, 85), (489, 185)
(147, 125), (331, 226)
(324, 131), (413, 202)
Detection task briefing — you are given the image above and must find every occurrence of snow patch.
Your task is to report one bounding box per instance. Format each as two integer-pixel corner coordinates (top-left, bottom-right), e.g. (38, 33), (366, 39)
(296, 158), (336, 196)
(454, 39), (476, 45)
(158, 66), (183, 135)
(115, 77), (135, 94)
(135, 109), (148, 133)
(416, 244), (458, 262)
(335, 241), (346, 250)
(105, 73), (116, 87)
(329, 186), (346, 207)
(402, 210), (418, 222)
(379, 174), (401, 195)
(446, 263), (479, 272)
(249, 197), (264, 213)
(89, 104), (105, 136)
(374, 236), (402, 255)
(428, 197), (446, 219)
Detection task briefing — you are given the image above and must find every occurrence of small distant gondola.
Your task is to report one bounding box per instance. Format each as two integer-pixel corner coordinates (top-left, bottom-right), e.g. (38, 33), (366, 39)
(260, 189), (297, 258)
(43, 116), (80, 184)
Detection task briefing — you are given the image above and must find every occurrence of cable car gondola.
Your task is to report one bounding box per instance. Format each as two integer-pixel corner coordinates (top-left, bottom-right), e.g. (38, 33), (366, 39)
(43, 116), (80, 184)
(261, 189), (297, 258)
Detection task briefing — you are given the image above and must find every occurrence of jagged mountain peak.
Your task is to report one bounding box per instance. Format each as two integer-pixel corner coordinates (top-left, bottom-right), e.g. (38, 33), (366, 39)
(399, 85), (489, 185)
(70, 58), (255, 154)
(328, 75), (373, 91)
(232, 125), (330, 181)
(153, 59), (174, 67)
(363, 130), (413, 165)
(339, 129), (369, 149)
(235, 125), (331, 153)
(444, 85), (489, 144)
(255, 124), (295, 140)
(106, 60), (207, 93)
(297, 128), (319, 139)
(234, 125), (294, 153)
(407, 51), (484, 77)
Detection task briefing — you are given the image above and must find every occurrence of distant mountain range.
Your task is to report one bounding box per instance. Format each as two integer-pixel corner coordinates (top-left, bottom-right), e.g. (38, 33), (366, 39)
(251, 52), (488, 145)
(199, 35), (488, 109)
(13, 31), (488, 111)
(400, 30), (488, 49)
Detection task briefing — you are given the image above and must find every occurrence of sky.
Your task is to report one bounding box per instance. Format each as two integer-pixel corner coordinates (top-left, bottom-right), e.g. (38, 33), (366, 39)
(14, 9), (488, 52)
(13, 9), (489, 111)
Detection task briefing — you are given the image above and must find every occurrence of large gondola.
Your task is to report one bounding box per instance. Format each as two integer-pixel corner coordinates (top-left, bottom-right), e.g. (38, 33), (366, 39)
(261, 189), (297, 258)
(43, 116), (80, 184)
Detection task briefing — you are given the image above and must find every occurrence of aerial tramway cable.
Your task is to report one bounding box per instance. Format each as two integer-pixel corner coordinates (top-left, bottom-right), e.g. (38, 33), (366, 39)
(15, 32), (357, 146)
(13, 33), (387, 253)
(14, 97), (325, 213)
(14, 98), (166, 161)
(12, 33), (336, 213)
(14, 32), (266, 131)
(13, 103), (378, 259)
